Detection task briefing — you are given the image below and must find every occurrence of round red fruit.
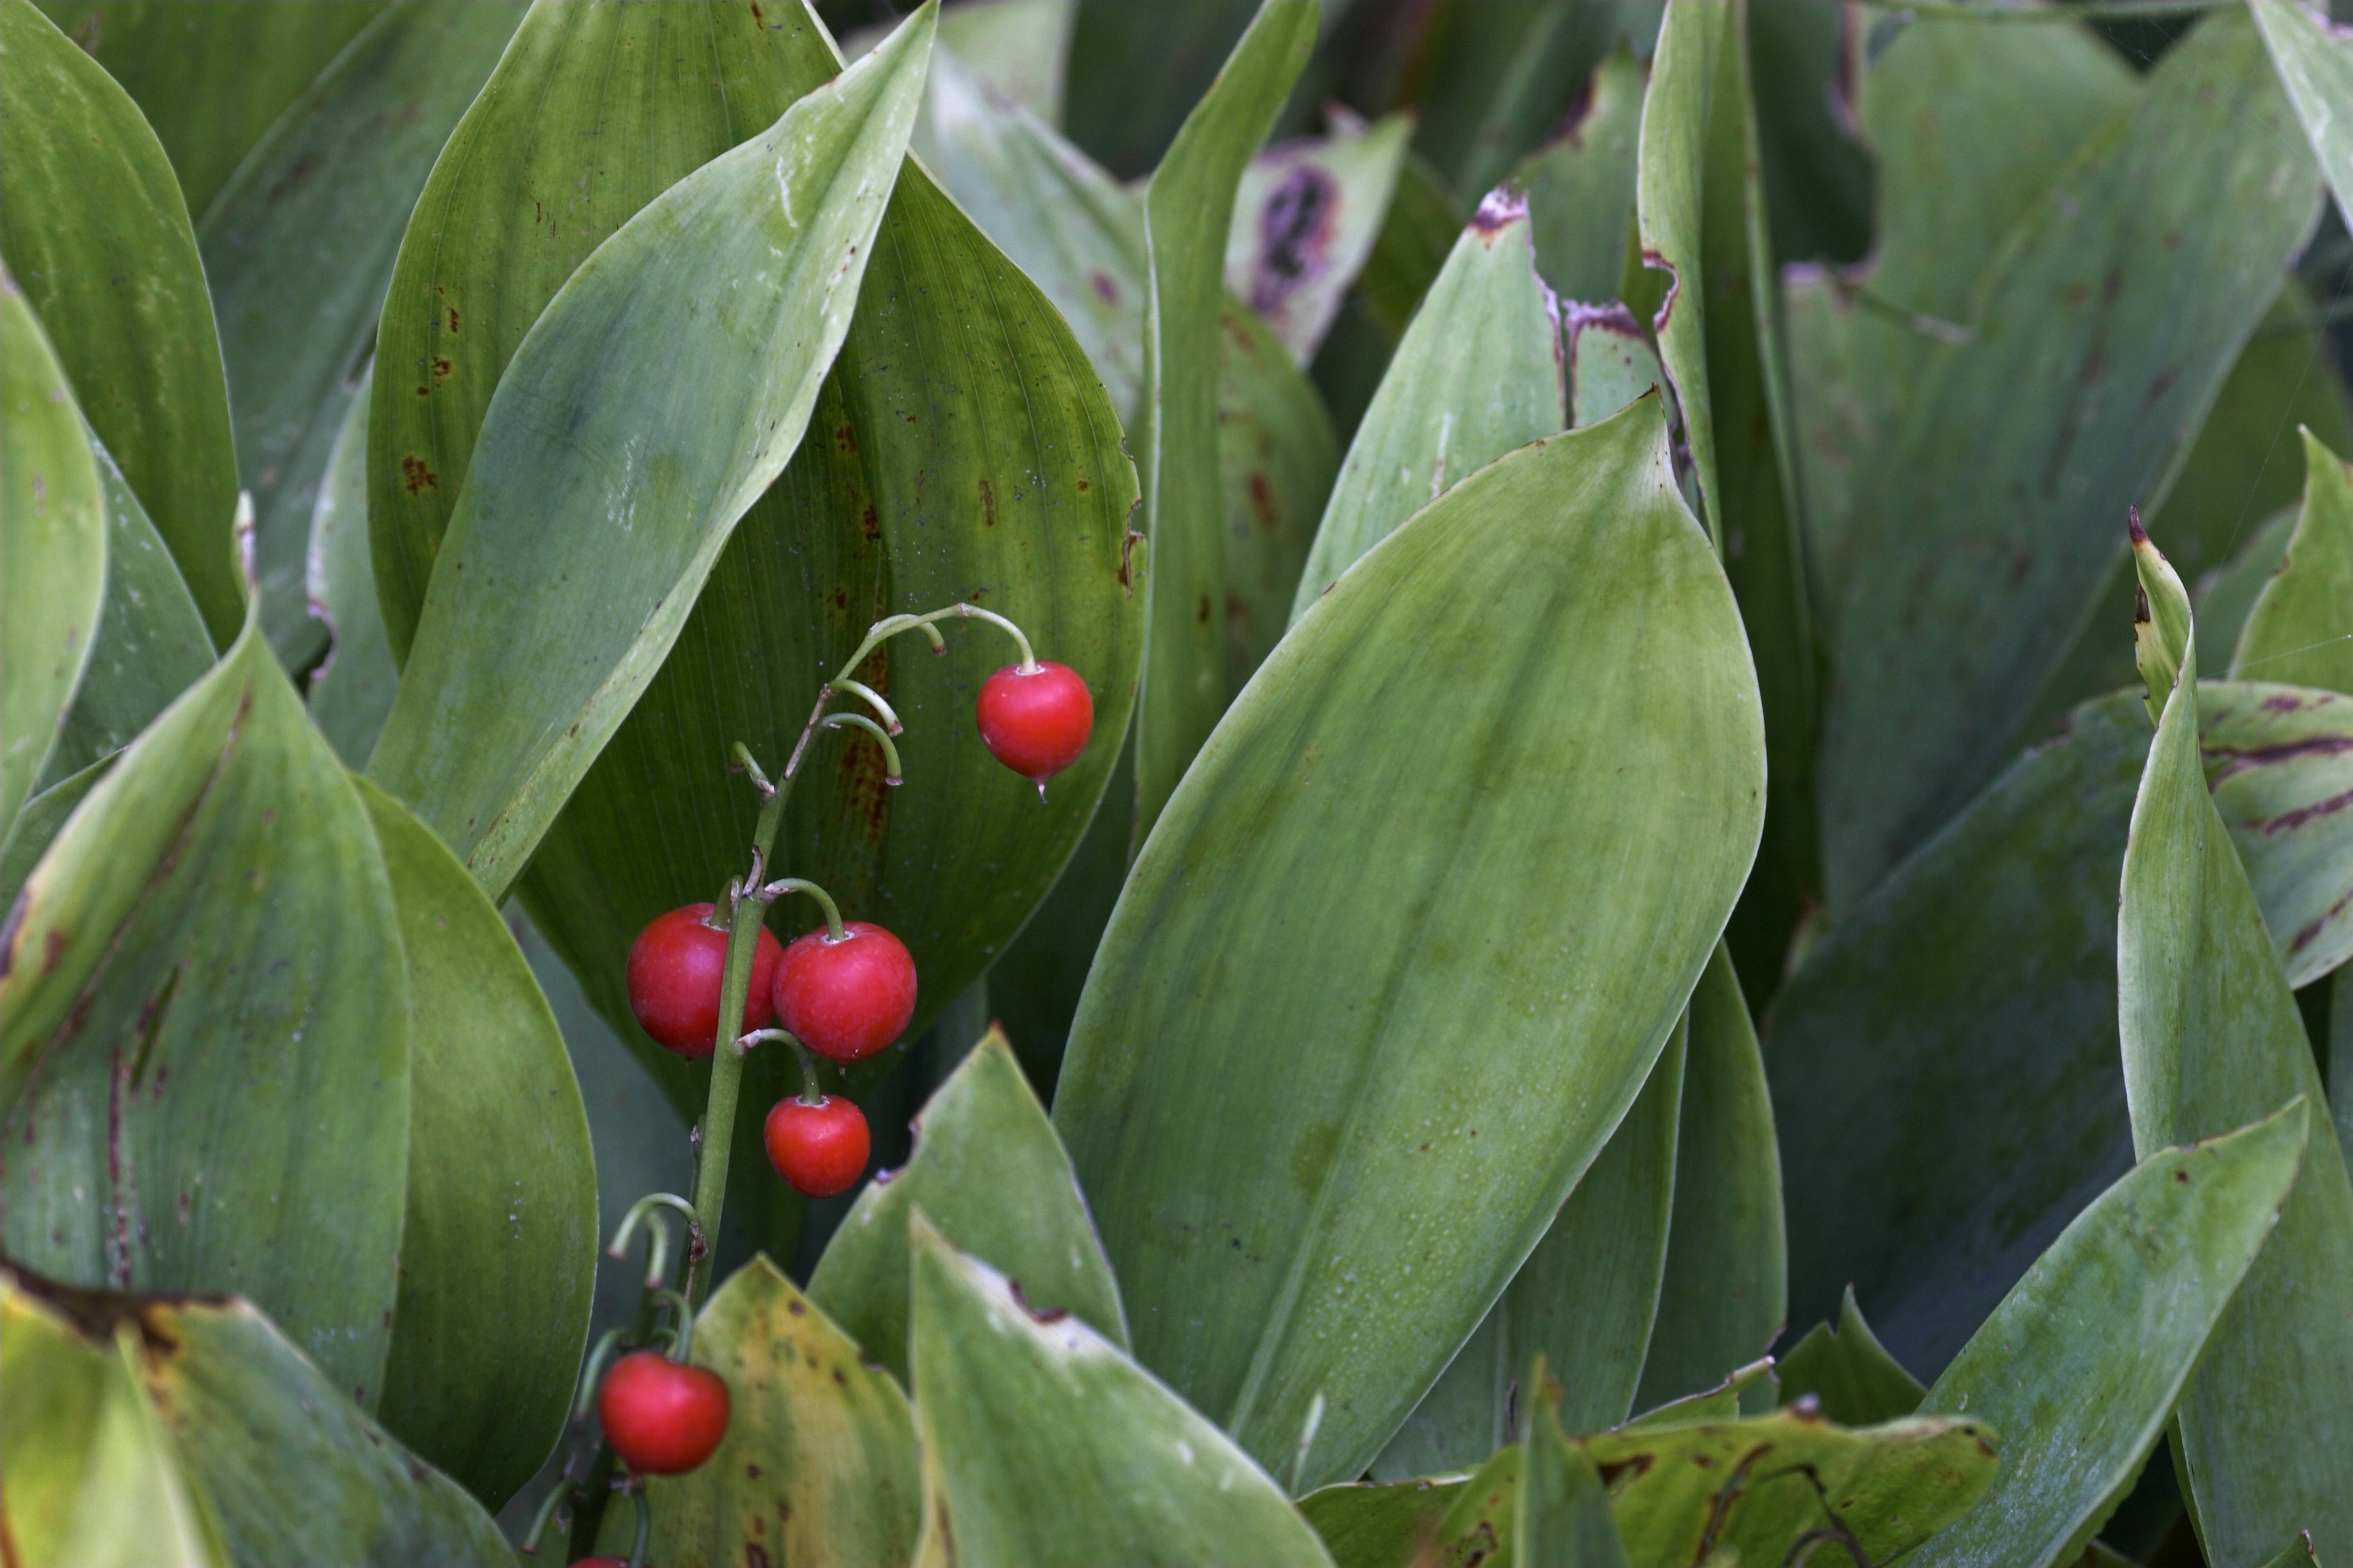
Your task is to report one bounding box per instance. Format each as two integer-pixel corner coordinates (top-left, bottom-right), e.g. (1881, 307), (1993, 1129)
(597, 1351), (730, 1475)
(976, 662), (1093, 785)
(765, 1095), (871, 1197)
(626, 903), (783, 1057)
(770, 921), (917, 1062)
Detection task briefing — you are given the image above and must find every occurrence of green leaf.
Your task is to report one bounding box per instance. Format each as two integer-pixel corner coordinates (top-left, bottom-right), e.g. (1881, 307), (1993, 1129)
(2199, 507), (2299, 675)
(1517, 1363), (1629, 1568)
(1298, 1476), (1467, 1568)
(1773, 684), (2353, 1380)
(1621, 1354), (1775, 1429)
(40, 432), (215, 789)
(0, 1275), (225, 1568)
(1219, 297), (1341, 687)
(1289, 184), (1564, 620)
(1632, 941), (1786, 1411)
(2131, 525), (2193, 728)
(609, 1256), (920, 1568)
(1372, 1019), (1685, 1477)
(1633, 0), (1730, 547)
(1055, 400), (1764, 1487)
(354, 776), (594, 1511)
(1909, 1102), (2314, 1568)
(0, 753), (110, 915)
(2118, 553), (2353, 1565)
(1565, 304), (1665, 429)
(0, 0), (242, 644)
(2201, 681), (2353, 988)
(934, 0), (1073, 123)
(0, 269), (103, 838)
(1060, 0), (1259, 181)
(1777, 1287), (1926, 1429)
(907, 1215), (1335, 1568)
(370, 5), (937, 897)
(1811, 8), (2320, 908)
(198, 0), (523, 667)
(0, 620), (411, 1408)
(1133, 0), (1318, 842)
(1512, 44), (1645, 306)
(809, 1026), (1126, 1383)
(2255, 0), (2353, 231)
(104, 1278), (510, 1565)
(32, 1), (385, 222)
(1225, 111), (1412, 365)
(2234, 428), (2353, 697)
(305, 366), (396, 768)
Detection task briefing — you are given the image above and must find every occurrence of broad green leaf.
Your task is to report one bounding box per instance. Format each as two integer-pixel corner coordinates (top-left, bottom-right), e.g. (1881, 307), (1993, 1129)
(1220, 297), (1341, 686)
(0, 0), (242, 643)
(0, 753), (109, 914)
(1336, 152), (1459, 354)
(2234, 428), (2353, 697)
(1298, 1476), (1466, 1568)
(367, 0), (850, 663)
(1633, 0), (1730, 546)
(356, 777), (594, 1511)
(306, 367), (395, 767)
(2258, 1534), (2325, 1568)
(0, 620), (411, 1408)
(1060, 0), (1259, 180)
(370, 7), (937, 897)
(1517, 1365), (1629, 1568)
(1632, 942), (1786, 1411)
(2200, 507), (2299, 673)
(1225, 111), (1412, 365)
(1133, 0), (1318, 842)
(31, 1), (385, 221)
(0, 1276), (224, 1568)
(1789, 13), (2134, 591)
(608, 1256), (920, 1568)
(2203, 682), (2353, 987)
(0, 270), (103, 837)
(2118, 554), (2353, 1565)
(118, 1281), (509, 1565)
(198, 0), (523, 667)
(40, 433), (214, 789)
(1565, 304), (1665, 428)
(2255, 0), (2353, 230)
(1621, 1355), (1775, 1430)
(1813, 10), (2319, 908)
(1592, 1406), (1999, 1567)
(1373, 1020), (1685, 1478)
(1288, 186), (1564, 620)
(1910, 1102), (2314, 1568)
(1055, 401), (1765, 1487)
(1428, 1445), (1519, 1568)
(1777, 1287), (1925, 1429)
(1773, 684), (2353, 1379)
(809, 1026), (1126, 1383)
(936, 0), (1073, 123)
(907, 1217), (1334, 1568)
(1512, 45), (1645, 306)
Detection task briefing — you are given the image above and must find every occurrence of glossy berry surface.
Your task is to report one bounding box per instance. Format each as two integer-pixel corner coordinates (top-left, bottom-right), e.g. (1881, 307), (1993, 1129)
(626, 903), (782, 1057)
(976, 662), (1093, 786)
(764, 1094), (871, 1197)
(771, 921), (918, 1062)
(597, 1351), (730, 1476)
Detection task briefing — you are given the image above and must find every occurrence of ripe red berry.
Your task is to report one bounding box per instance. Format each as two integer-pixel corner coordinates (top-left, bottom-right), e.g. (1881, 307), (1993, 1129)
(626, 903), (783, 1057)
(764, 1095), (871, 1197)
(976, 662), (1093, 788)
(770, 921), (917, 1062)
(597, 1351), (730, 1475)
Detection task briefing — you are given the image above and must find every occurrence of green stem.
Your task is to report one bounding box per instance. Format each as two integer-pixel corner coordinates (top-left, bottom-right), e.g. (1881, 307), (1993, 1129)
(763, 877), (847, 942)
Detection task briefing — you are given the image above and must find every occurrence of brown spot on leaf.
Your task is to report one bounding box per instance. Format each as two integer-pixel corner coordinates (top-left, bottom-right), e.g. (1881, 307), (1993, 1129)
(835, 423), (857, 454)
(400, 455), (439, 496)
(431, 358), (451, 379)
(979, 478), (997, 527)
(446, 307), (460, 333)
(1196, 592), (1212, 625)
(1089, 271), (1121, 305)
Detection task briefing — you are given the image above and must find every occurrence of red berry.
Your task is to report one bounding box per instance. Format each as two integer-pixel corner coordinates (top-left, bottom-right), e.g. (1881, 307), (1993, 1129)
(770, 921), (917, 1062)
(626, 903), (783, 1057)
(976, 662), (1093, 787)
(597, 1351), (730, 1475)
(764, 1095), (871, 1197)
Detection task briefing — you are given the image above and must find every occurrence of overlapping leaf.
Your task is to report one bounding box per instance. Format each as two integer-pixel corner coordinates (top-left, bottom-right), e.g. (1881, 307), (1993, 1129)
(2255, 0), (2353, 229)
(1910, 1102), (2314, 1568)
(1777, 1288), (1925, 1429)
(370, 6), (938, 895)
(0, 0), (241, 642)
(2234, 428), (2353, 698)
(305, 370), (394, 767)
(810, 1028), (1124, 1382)
(0, 271), (104, 834)
(908, 1218), (1335, 1567)
(197, 0), (523, 666)
(0, 619), (411, 1407)
(1055, 401), (1764, 1487)
(2117, 539), (2353, 1565)
(1512, 46), (1645, 306)
(358, 778), (594, 1510)
(1225, 111), (1412, 365)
